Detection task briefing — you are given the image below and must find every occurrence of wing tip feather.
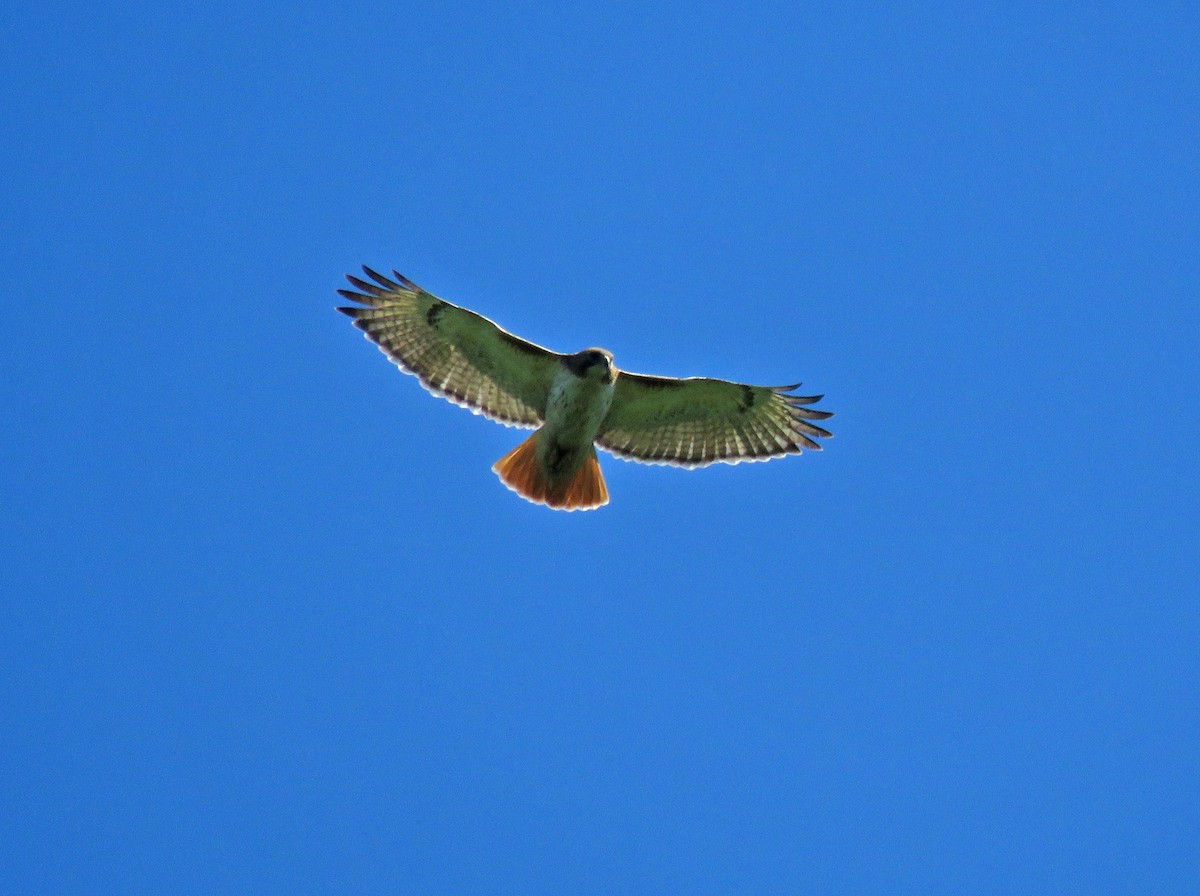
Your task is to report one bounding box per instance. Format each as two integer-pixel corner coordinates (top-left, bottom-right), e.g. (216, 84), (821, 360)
(393, 269), (419, 290)
(339, 264), (424, 308)
(360, 265), (398, 289)
(358, 264), (421, 293)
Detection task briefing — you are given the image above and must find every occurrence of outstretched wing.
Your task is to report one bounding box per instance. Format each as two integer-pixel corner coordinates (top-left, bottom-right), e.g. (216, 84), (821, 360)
(337, 267), (563, 428)
(597, 373), (833, 467)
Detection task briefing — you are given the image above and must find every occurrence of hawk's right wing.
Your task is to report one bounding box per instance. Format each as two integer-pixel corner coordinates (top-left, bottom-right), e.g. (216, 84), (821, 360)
(597, 372), (833, 467)
(337, 267), (563, 429)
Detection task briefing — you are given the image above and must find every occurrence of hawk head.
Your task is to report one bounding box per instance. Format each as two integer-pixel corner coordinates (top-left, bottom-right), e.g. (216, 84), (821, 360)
(564, 348), (616, 384)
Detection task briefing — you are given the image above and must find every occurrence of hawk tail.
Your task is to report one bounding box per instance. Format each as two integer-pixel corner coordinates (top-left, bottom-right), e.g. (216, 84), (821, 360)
(492, 432), (609, 511)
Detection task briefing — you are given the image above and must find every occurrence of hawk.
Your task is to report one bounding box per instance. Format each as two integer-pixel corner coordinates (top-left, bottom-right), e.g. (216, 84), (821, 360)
(337, 267), (833, 511)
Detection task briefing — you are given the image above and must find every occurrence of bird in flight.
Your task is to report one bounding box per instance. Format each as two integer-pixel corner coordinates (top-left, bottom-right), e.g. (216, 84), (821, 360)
(337, 267), (833, 511)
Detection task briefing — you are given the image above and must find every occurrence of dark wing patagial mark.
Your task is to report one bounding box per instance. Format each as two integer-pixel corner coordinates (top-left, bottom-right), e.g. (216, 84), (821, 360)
(425, 301), (448, 327)
(498, 329), (551, 357)
(738, 385), (755, 413)
(622, 374), (686, 390)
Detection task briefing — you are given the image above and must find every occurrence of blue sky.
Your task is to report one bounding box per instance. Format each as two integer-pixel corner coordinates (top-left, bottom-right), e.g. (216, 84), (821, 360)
(2, 2), (1197, 893)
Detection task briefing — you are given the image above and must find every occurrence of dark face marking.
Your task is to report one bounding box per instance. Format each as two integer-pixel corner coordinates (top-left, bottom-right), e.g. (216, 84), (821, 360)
(425, 301), (447, 327)
(738, 385), (756, 413)
(563, 348), (613, 378)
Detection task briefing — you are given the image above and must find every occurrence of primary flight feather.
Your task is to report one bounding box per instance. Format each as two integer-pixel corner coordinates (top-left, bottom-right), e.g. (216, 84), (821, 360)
(337, 267), (833, 510)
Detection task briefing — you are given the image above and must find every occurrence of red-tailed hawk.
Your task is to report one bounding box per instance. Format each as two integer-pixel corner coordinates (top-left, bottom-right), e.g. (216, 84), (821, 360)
(337, 267), (833, 511)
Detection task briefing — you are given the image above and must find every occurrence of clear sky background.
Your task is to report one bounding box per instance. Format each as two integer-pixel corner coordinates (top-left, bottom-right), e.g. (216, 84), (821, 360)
(2, 2), (1197, 893)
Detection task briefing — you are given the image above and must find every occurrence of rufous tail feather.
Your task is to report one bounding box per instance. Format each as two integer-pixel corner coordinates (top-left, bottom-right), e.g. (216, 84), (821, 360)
(492, 431), (609, 511)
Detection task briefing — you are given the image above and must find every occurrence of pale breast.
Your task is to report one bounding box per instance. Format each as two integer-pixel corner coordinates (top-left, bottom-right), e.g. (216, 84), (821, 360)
(543, 368), (616, 449)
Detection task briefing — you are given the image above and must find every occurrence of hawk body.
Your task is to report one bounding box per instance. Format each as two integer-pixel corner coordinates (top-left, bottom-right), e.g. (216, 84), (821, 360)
(494, 350), (616, 509)
(538, 350), (616, 480)
(338, 267), (832, 510)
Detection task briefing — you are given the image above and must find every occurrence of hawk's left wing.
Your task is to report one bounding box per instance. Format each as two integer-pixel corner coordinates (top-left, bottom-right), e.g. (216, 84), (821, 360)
(337, 267), (563, 428)
(597, 373), (833, 467)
